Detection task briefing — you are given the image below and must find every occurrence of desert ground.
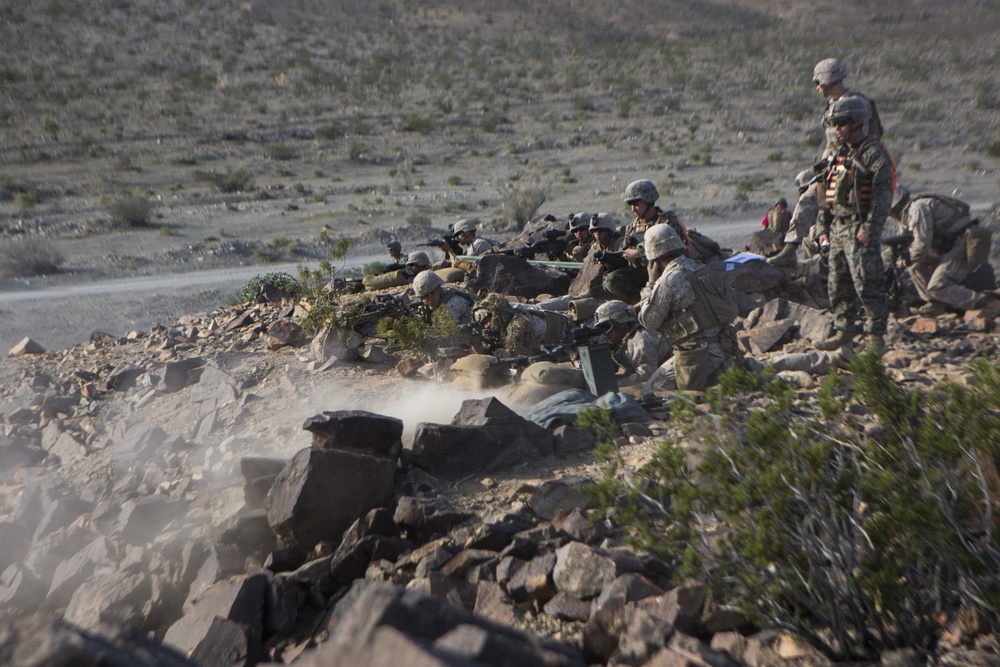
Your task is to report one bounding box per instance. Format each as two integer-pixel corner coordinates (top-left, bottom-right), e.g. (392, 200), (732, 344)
(1, 0), (999, 352)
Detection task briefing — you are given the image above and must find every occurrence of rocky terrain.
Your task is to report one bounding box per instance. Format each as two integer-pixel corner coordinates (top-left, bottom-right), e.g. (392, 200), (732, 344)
(2, 1), (1000, 665)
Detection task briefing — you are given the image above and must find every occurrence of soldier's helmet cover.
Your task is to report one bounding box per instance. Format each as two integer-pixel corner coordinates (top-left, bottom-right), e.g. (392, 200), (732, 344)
(589, 213), (617, 232)
(387, 240), (402, 252)
(594, 300), (638, 329)
(413, 270), (444, 297)
(829, 95), (870, 124)
(813, 58), (847, 86)
(644, 224), (684, 261)
(624, 179), (660, 205)
(471, 293), (515, 328)
(794, 169), (814, 190)
(453, 219), (477, 234)
(569, 212), (594, 231)
(406, 251), (431, 268)
(890, 185), (911, 216)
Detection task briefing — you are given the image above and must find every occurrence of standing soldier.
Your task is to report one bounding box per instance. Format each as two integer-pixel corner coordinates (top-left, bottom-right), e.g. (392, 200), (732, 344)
(889, 186), (997, 315)
(770, 58), (884, 268)
(813, 96), (894, 355)
(638, 225), (740, 391)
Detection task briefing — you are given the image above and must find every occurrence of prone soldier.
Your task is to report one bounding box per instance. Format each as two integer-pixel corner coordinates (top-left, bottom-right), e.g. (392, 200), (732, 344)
(593, 300), (670, 387)
(471, 293), (572, 358)
(412, 271), (475, 326)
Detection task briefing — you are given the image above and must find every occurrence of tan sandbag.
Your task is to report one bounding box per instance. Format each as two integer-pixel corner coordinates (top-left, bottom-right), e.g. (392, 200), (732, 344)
(506, 381), (578, 408)
(362, 269), (409, 291)
(521, 361), (586, 389)
(450, 354), (507, 390)
(435, 267), (466, 284)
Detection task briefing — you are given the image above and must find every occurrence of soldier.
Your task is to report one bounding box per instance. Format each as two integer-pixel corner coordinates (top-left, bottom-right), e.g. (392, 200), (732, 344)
(769, 58), (884, 268)
(412, 271), (475, 325)
(386, 240), (407, 270)
(566, 213), (594, 262)
(445, 219), (495, 258)
(471, 293), (571, 358)
(590, 213), (627, 252)
(889, 186), (996, 314)
(638, 225), (740, 391)
(404, 251), (432, 276)
(763, 198), (791, 237)
(621, 179), (690, 260)
(593, 300), (671, 387)
(813, 96), (894, 355)
(592, 212), (646, 304)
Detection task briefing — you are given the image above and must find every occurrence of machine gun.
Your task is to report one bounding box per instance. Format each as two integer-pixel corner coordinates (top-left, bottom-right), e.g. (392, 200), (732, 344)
(418, 232), (463, 256)
(593, 250), (629, 271)
(513, 228), (570, 261)
(487, 325), (603, 369)
(350, 294), (429, 338)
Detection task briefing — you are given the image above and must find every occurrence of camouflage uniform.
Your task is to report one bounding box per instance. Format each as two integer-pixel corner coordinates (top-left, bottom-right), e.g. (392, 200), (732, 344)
(473, 294), (570, 357)
(567, 237), (593, 262)
(462, 237), (496, 256)
(818, 137), (893, 337)
(766, 207), (791, 237)
(438, 287), (475, 325)
(900, 196), (981, 310)
(612, 325), (671, 386)
(821, 90), (883, 158)
(639, 256), (736, 391)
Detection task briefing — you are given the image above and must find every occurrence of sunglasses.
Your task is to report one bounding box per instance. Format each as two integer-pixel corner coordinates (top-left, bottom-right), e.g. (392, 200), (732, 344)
(831, 118), (853, 127)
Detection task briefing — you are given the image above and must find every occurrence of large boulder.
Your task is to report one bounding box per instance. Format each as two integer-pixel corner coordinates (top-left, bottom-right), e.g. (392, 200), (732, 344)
(466, 254), (571, 299)
(264, 447), (395, 552)
(302, 410), (403, 457)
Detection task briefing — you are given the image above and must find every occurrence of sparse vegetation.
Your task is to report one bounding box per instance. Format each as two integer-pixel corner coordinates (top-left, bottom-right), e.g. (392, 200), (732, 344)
(237, 271), (301, 304)
(107, 194), (153, 227)
(499, 180), (549, 230)
(0, 236), (64, 277)
(198, 169), (256, 193)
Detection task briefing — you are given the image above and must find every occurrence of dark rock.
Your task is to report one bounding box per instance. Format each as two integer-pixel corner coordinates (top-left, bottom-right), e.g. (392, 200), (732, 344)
(239, 456), (286, 509)
(0, 614), (198, 667)
(264, 447), (395, 553)
(589, 573), (664, 634)
(544, 591), (592, 622)
(263, 548), (302, 573)
(162, 357), (206, 392)
(528, 480), (594, 521)
(552, 542), (644, 600)
(709, 258), (784, 295)
(394, 496), (473, 543)
(189, 616), (267, 667)
(739, 319), (796, 355)
(552, 425), (596, 456)
(410, 423), (502, 479)
(436, 623), (552, 667)
(111, 424), (169, 462)
(746, 229), (782, 257)
(118, 497), (190, 545)
(63, 571), (153, 631)
(553, 508), (605, 544)
(466, 254), (571, 300)
(439, 550), (497, 580)
(8, 337), (46, 356)
(265, 318), (303, 349)
(452, 397), (554, 457)
(474, 580), (520, 626)
(506, 551), (556, 603)
(46, 536), (109, 607)
(164, 574), (268, 659)
(104, 363), (147, 392)
(0, 564), (46, 609)
(302, 410), (403, 457)
(217, 510), (276, 553)
(407, 572), (478, 611)
(568, 255), (608, 300)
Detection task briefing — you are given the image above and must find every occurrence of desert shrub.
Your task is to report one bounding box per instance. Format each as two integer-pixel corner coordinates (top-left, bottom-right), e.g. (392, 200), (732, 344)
(237, 271), (301, 304)
(986, 141), (1000, 159)
(198, 169), (255, 193)
(400, 113), (434, 135)
(376, 307), (460, 358)
(405, 212), (432, 228)
(295, 236), (355, 335)
(363, 261), (386, 276)
(15, 190), (40, 210)
(265, 144), (296, 160)
(316, 123), (345, 141)
(593, 357), (1000, 662)
(499, 180), (549, 230)
(0, 236), (64, 277)
(107, 195), (153, 227)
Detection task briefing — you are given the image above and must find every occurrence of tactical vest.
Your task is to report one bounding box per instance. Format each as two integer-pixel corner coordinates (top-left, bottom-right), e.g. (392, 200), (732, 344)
(660, 265), (738, 343)
(823, 137), (879, 219)
(905, 194), (971, 230)
(440, 287), (475, 307)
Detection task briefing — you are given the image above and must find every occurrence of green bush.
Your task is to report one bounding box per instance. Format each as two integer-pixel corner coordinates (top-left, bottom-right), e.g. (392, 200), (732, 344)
(594, 357), (1000, 662)
(316, 123), (345, 141)
(238, 271), (301, 303)
(265, 144), (297, 160)
(198, 169), (255, 193)
(107, 195), (153, 227)
(0, 236), (64, 277)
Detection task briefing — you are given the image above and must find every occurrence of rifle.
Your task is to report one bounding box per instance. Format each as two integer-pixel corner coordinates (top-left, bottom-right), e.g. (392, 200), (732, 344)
(350, 294), (429, 337)
(418, 233), (462, 256)
(883, 233), (914, 267)
(511, 228), (570, 261)
(486, 326), (604, 370)
(594, 250), (629, 271)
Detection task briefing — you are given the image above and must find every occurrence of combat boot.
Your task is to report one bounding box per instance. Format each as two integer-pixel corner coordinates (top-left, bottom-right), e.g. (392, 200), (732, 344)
(859, 333), (887, 357)
(766, 243), (798, 268)
(814, 326), (855, 351)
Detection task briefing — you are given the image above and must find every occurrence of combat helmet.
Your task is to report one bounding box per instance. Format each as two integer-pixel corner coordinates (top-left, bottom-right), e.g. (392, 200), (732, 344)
(453, 219), (477, 234)
(413, 270), (444, 297)
(624, 179), (659, 205)
(813, 58), (847, 87)
(644, 224), (684, 261)
(387, 240), (402, 253)
(594, 300), (637, 330)
(794, 168), (814, 191)
(829, 95), (870, 125)
(569, 212), (594, 231)
(406, 251), (431, 268)
(471, 293), (515, 328)
(589, 213), (617, 232)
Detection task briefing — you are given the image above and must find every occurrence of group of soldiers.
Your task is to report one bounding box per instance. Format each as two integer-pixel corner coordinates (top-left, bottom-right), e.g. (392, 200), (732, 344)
(352, 56), (994, 394)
